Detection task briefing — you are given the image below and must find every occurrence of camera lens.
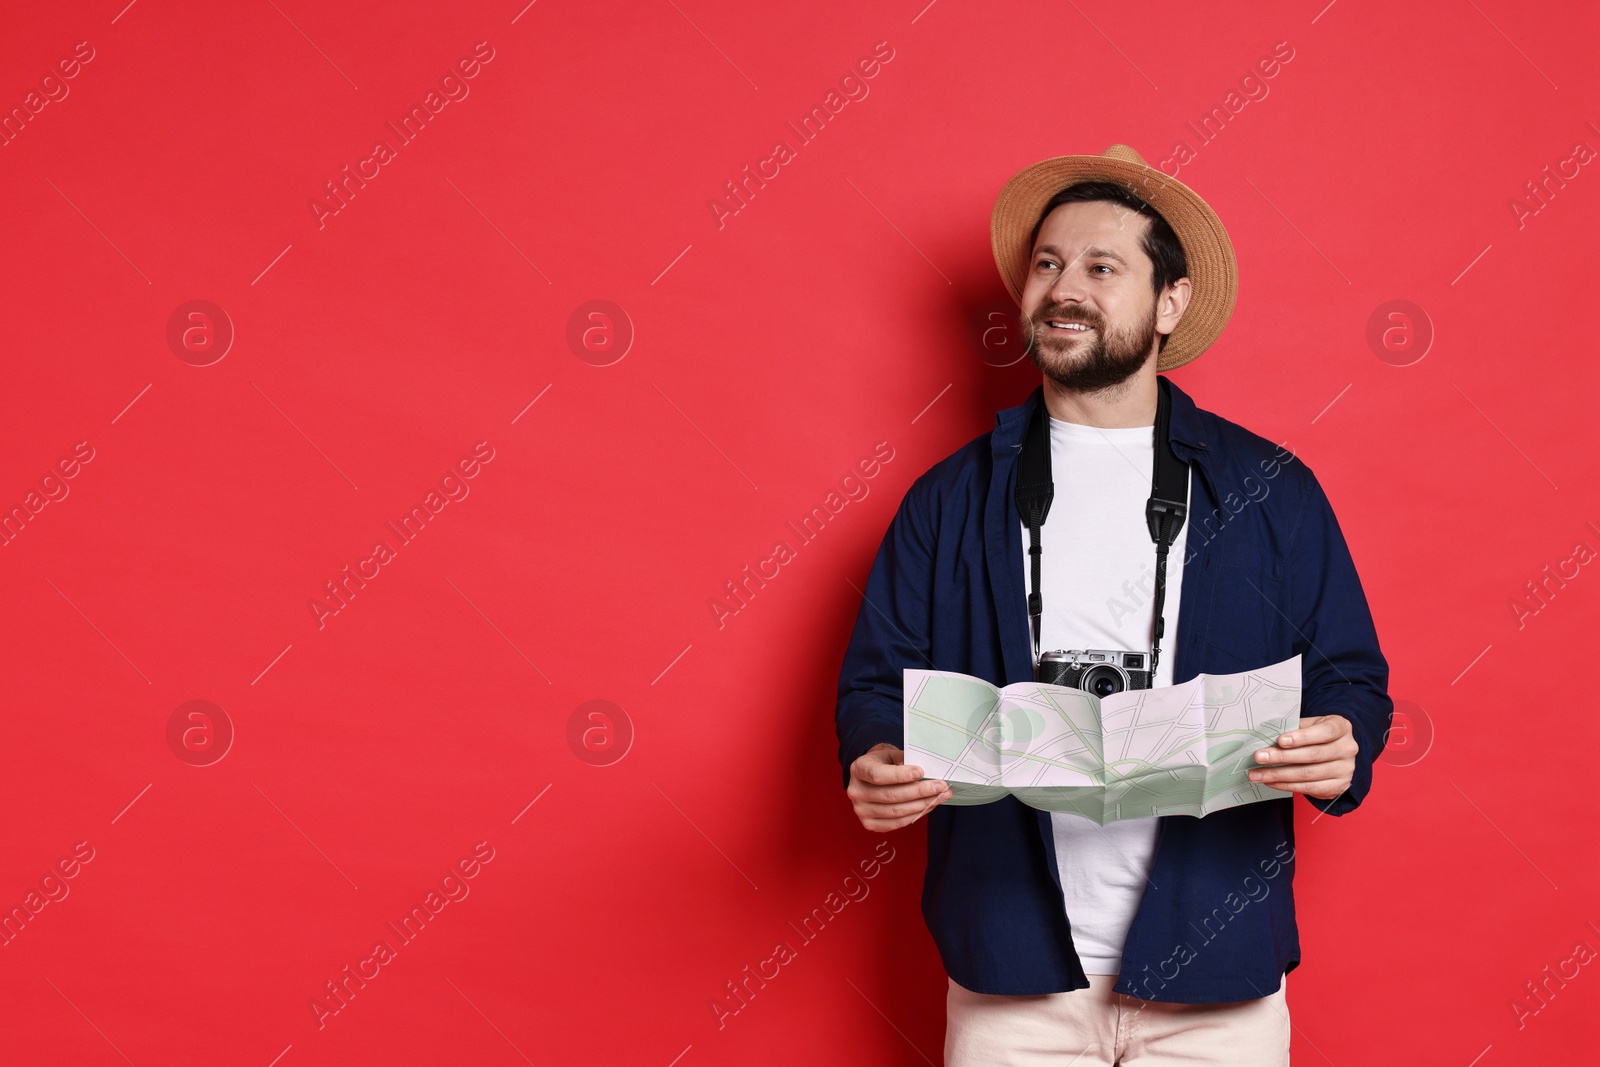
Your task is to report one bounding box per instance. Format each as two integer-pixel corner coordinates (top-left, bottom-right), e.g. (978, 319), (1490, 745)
(1081, 664), (1125, 697)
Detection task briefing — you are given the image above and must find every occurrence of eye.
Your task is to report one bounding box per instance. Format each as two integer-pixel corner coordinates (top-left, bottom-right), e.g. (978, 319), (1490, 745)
(1091, 264), (1114, 274)
(1035, 258), (1059, 272)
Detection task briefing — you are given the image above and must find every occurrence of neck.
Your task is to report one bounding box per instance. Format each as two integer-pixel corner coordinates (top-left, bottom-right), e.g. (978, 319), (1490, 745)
(1040, 361), (1159, 427)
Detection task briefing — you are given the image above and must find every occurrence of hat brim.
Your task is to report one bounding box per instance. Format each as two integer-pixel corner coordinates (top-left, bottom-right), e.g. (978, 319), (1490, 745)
(991, 155), (1237, 371)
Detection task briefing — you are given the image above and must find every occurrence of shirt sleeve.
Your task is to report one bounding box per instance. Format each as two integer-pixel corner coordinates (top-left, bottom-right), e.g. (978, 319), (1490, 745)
(834, 476), (937, 789)
(1286, 467), (1394, 817)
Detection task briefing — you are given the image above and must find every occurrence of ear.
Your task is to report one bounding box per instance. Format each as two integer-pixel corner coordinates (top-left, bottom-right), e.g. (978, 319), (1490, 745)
(1156, 277), (1192, 335)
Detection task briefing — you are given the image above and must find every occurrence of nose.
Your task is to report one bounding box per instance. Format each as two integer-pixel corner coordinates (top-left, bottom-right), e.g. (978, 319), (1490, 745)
(1047, 262), (1090, 306)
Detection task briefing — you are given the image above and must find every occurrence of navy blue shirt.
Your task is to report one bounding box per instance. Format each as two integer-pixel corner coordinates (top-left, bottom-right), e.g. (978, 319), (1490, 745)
(834, 377), (1392, 1004)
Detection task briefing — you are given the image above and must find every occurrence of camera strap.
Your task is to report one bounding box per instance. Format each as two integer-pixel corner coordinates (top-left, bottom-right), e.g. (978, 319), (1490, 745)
(1014, 376), (1190, 680)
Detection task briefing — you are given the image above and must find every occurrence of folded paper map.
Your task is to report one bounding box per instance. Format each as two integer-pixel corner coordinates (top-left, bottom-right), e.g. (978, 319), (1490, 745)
(903, 655), (1302, 824)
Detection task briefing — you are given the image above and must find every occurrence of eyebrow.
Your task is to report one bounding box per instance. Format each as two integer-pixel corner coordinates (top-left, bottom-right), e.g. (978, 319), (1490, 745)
(1034, 244), (1129, 267)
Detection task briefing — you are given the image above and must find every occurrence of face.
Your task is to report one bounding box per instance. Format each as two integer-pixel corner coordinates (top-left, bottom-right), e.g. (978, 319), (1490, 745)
(1019, 199), (1181, 393)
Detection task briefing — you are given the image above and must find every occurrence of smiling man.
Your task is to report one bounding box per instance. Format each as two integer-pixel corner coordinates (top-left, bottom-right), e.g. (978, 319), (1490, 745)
(834, 145), (1393, 1066)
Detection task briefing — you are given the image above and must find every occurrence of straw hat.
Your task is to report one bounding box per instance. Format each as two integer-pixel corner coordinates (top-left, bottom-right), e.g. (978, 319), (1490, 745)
(990, 144), (1237, 371)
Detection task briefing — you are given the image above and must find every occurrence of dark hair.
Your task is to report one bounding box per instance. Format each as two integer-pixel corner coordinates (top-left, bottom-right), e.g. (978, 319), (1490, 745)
(1027, 181), (1189, 351)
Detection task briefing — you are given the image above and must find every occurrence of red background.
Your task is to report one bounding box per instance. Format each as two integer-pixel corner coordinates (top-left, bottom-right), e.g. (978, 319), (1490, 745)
(1, 1), (1597, 1063)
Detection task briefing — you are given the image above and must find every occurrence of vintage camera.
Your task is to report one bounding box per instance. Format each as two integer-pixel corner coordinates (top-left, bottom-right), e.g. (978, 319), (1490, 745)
(1037, 649), (1152, 697)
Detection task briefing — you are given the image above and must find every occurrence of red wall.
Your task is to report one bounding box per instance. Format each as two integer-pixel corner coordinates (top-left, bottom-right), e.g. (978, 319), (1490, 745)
(1, 1), (1595, 1063)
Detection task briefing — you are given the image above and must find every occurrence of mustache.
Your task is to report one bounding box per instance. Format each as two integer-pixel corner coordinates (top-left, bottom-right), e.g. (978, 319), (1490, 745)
(1032, 306), (1102, 328)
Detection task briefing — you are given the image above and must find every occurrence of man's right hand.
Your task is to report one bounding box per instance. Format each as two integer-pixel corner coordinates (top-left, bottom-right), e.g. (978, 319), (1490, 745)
(846, 742), (953, 832)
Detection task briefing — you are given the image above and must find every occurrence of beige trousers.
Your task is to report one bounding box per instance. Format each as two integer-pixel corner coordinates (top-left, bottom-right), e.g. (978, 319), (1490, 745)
(945, 973), (1290, 1066)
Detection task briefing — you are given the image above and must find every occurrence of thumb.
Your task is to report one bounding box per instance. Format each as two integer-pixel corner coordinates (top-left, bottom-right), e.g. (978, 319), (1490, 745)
(861, 744), (922, 784)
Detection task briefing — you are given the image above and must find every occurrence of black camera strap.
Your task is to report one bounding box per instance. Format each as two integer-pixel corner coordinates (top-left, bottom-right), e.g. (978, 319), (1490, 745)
(1014, 376), (1190, 681)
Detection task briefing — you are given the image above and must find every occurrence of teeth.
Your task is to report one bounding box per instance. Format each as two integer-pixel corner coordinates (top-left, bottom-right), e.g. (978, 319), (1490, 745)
(1049, 322), (1089, 330)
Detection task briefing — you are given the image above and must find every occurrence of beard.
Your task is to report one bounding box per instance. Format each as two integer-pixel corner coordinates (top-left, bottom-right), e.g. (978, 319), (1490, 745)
(1021, 296), (1159, 392)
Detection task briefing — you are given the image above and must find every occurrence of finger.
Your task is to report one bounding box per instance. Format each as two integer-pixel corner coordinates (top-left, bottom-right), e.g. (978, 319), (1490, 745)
(857, 756), (926, 786)
(1274, 717), (1347, 749)
(1252, 777), (1349, 798)
(1253, 739), (1353, 766)
(1249, 762), (1349, 784)
(860, 790), (952, 820)
(852, 778), (949, 804)
(861, 796), (948, 832)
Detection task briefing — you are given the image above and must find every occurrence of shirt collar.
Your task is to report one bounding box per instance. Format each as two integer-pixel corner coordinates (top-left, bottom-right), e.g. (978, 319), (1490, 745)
(991, 374), (1211, 464)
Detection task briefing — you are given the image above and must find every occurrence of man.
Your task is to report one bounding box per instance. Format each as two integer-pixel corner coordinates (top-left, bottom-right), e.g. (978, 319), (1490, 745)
(834, 145), (1392, 1065)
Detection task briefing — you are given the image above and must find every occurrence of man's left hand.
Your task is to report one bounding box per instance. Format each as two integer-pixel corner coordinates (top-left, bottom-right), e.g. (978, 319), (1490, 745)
(1249, 714), (1357, 801)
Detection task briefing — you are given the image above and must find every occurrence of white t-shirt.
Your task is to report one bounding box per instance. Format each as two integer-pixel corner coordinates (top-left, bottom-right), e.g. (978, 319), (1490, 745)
(1017, 414), (1190, 976)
